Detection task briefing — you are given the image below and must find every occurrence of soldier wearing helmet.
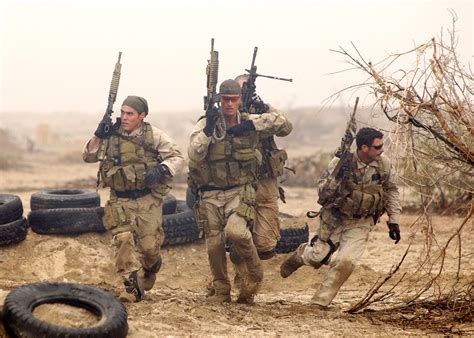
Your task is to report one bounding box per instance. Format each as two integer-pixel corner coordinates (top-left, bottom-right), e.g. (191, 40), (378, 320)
(188, 79), (292, 304)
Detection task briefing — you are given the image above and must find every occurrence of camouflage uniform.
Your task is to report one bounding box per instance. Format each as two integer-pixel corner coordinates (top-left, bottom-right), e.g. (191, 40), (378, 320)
(253, 104), (292, 257)
(83, 124), (183, 295)
(283, 152), (401, 307)
(188, 109), (291, 302)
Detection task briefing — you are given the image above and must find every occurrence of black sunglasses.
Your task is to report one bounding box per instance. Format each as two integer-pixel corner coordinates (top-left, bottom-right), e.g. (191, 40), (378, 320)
(371, 144), (383, 150)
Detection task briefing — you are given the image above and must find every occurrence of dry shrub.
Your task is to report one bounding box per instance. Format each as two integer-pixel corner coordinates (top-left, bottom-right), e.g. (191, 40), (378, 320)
(332, 13), (474, 333)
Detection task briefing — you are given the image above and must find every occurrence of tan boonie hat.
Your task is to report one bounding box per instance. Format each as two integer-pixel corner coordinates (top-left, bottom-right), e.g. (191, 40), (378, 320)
(122, 95), (149, 115)
(219, 79), (241, 96)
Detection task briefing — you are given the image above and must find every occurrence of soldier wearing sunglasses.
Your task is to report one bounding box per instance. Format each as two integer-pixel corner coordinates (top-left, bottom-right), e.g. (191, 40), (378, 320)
(280, 127), (401, 309)
(188, 79), (292, 305)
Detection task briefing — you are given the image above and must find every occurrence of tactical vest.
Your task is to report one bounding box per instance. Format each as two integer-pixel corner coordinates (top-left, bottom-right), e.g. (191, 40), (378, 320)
(99, 123), (160, 192)
(188, 116), (260, 190)
(338, 155), (390, 218)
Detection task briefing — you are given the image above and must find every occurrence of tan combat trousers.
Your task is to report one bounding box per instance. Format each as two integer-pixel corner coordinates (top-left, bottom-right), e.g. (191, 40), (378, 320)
(103, 193), (164, 282)
(296, 216), (374, 307)
(253, 176), (281, 253)
(197, 185), (262, 297)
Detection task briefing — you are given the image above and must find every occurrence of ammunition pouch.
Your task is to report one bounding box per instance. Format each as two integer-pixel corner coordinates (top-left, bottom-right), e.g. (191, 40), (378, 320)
(188, 133), (259, 189)
(103, 200), (131, 231)
(339, 190), (384, 219)
(233, 184), (256, 222)
(267, 149), (287, 178)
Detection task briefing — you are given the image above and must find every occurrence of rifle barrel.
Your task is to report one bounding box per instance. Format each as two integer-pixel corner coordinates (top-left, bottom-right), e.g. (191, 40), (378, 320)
(251, 47), (258, 69)
(244, 70), (293, 82)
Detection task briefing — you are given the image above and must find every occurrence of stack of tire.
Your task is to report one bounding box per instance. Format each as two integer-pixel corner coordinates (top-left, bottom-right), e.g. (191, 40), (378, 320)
(27, 189), (104, 235)
(162, 199), (200, 247)
(185, 188), (308, 253)
(0, 194), (29, 246)
(26, 188), (201, 247)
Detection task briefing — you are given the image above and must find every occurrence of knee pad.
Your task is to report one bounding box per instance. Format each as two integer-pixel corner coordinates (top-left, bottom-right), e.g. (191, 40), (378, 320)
(305, 235), (339, 269)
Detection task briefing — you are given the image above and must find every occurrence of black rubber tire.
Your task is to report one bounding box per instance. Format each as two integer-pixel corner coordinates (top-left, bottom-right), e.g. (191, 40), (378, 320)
(2, 282), (128, 338)
(276, 222), (309, 254)
(0, 217), (28, 246)
(185, 187), (197, 209)
(162, 201), (200, 246)
(163, 194), (177, 215)
(28, 207), (105, 235)
(0, 194), (23, 225)
(30, 189), (100, 211)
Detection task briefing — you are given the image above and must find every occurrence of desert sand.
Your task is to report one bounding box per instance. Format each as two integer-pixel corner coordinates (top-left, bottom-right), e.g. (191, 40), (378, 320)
(0, 111), (472, 336)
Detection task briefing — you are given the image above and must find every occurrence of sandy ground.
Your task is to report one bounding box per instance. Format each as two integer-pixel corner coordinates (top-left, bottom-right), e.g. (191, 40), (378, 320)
(0, 145), (472, 336)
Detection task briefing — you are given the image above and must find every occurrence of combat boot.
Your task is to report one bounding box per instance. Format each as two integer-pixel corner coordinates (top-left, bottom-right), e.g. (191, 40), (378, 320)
(119, 271), (144, 303)
(280, 251), (304, 278)
(140, 259), (162, 291)
(205, 281), (215, 297)
(237, 252), (263, 305)
(141, 270), (156, 291)
(206, 293), (231, 304)
(236, 281), (257, 305)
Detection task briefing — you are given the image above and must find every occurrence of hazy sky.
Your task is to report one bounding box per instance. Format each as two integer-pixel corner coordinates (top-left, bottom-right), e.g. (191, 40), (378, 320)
(1, 0), (472, 116)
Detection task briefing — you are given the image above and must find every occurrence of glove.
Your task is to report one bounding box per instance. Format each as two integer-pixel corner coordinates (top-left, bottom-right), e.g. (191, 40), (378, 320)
(203, 107), (219, 137)
(226, 120), (256, 136)
(387, 222), (400, 244)
(144, 164), (170, 188)
(94, 115), (114, 139)
(250, 95), (269, 114)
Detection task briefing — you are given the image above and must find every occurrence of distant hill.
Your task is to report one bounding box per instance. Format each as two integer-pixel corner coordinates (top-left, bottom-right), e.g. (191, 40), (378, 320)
(6, 105), (391, 159)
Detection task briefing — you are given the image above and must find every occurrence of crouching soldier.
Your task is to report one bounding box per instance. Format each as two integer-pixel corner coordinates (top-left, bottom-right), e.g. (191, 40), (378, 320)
(280, 127), (401, 309)
(83, 95), (184, 302)
(188, 79), (292, 304)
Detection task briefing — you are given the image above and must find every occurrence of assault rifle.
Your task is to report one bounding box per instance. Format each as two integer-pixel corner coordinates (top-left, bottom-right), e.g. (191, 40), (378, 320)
(316, 97), (359, 208)
(240, 47), (292, 114)
(97, 52), (123, 161)
(203, 38), (226, 140)
(333, 97), (359, 180)
(203, 38), (219, 111)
